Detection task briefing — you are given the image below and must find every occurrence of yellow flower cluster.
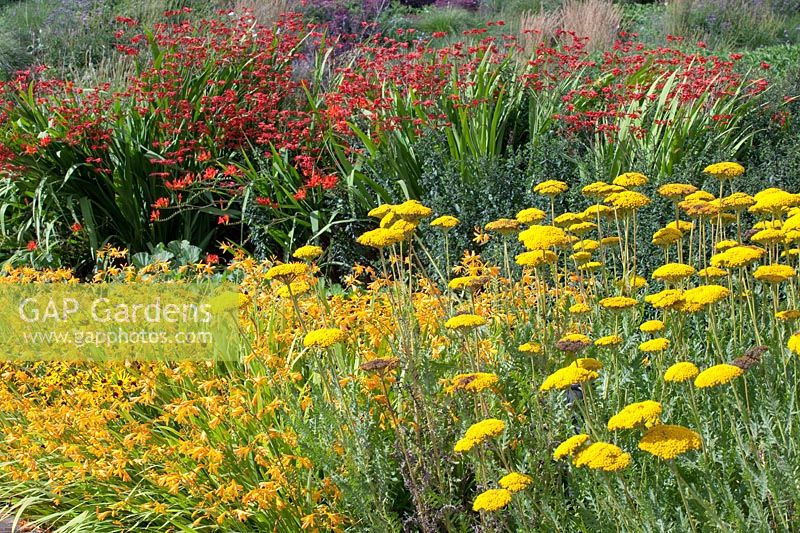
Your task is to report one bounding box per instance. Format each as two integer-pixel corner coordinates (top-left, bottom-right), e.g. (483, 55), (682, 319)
(608, 400), (662, 430)
(638, 424), (702, 459)
(454, 418), (506, 452)
(694, 364), (743, 388)
(303, 328), (346, 348)
(444, 314), (487, 330)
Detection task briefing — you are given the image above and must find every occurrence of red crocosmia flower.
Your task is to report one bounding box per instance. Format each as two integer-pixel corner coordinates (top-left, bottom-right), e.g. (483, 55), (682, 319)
(23, 144), (37, 155)
(39, 136), (52, 147)
(197, 150), (211, 162)
(321, 175), (338, 189)
(217, 215), (230, 225)
(153, 197), (170, 209)
(256, 197), (276, 207)
(70, 222), (82, 233)
(205, 253), (219, 265)
(293, 188), (307, 201)
(203, 167), (218, 180)
(150, 210), (160, 222)
(761, 62), (771, 70)
(26, 240), (37, 251)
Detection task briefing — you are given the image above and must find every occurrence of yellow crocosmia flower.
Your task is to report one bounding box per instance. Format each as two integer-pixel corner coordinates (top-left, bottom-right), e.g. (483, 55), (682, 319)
(638, 424), (702, 459)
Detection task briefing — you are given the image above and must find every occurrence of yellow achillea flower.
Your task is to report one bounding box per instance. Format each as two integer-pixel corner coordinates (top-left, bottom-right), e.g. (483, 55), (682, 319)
(595, 335), (622, 347)
(303, 328), (345, 349)
(572, 442), (631, 472)
(485, 218), (522, 235)
(554, 212), (581, 228)
(540, 365), (599, 391)
(431, 215), (459, 229)
(519, 225), (569, 250)
(498, 472), (533, 493)
(638, 424), (702, 459)
(753, 219), (782, 230)
(534, 179), (569, 196)
(645, 289), (684, 309)
(715, 240), (739, 252)
(569, 303), (592, 315)
(678, 285), (730, 312)
(721, 192), (755, 210)
(652, 227), (683, 246)
(599, 296), (638, 310)
(455, 418), (506, 453)
(753, 264), (795, 283)
(265, 262), (309, 281)
(444, 373), (499, 394)
(292, 245), (323, 260)
(519, 342), (542, 353)
(367, 204), (394, 219)
(574, 239), (600, 252)
(392, 200), (432, 221)
(574, 358), (603, 371)
(472, 488), (512, 512)
(571, 251), (592, 264)
(516, 207), (547, 224)
(787, 332), (800, 354)
(657, 183), (697, 200)
(555, 333), (592, 352)
(579, 261), (603, 272)
(553, 434), (590, 459)
(275, 280), (311, 298)
(448, 275), (484, 291)
(694, 364), (744, 388)
(583, 204), (613, 219)
(749, 189), (800, 215)
(607, 400), (662, 430)
(568, 221), (597, 235)
(516, 250), (558, 268)
(607, 190), (651, 211)
(697, 266), (728, 279)
(600, 236), (621, 246)
(664, 361), (700, 382)
(582, 181), (610, 198)
(444, 314), (486, 330)
(652, 263), (696, 283)
(751, 228), (785, 245)
(639, 338), (670, 352)
(356, 228), (406, 248)
(613, 172), (648, 188)
(776, 310), (800, 321)
(666, 220), (694, 232)
(639, 320), (665, 333)
(703, 161), (744, 180)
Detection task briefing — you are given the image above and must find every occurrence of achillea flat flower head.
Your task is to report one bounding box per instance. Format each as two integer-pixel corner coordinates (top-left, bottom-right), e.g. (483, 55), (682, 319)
(787, 332), (800, 354)
(519, 342), (542, 353)
(454, 418), (506, 453)
(553, 434), (590, 459)
(639, 337), (670, 352)
(540, 365), (599, 391)
(445, 373), (499, 394)
(582, 181), (610, 198)
(612, 172), (648, 188)
(694, 363), (744, 388)
(498, 472), (533, 493)
(303, 328), (345, 349)
(367, 204), (394, 219)
(595, 335), (622, 347)
(721, 192), (755, 210)
(266, 262), (309, 281)
(485, 218), (522, 235)
(645, 289), (684, 310)
(776, 310), (800, 321)
(392, 200), (432, 221)
(572, 442), (631, 472)
(664, 361), (699, 382)
(472, 488), (512, 512)
(516, 250), (558, 267)
(599, 296), (638, 310)
(448, 275), (487, 291)
(677, 285), (730, 312)
(569, 303), (592, 315)
(639, 320), (665, 333)
(275, 280), (311, 298)
(608, 400), (662, 430)
(356, 228), (405, 248)
(753, 264), (795, 283)
(292, 245), (323, 261)
(607, 190), (651, 211)
(703, 161), (744, 180)
(652, 227), (684, 247)
(519, 225), (569, 250)
(657, 183), (698, 200)
(652, 263), (696, 283)
(444, 314), (486, 330)
(431, 215), (459, 230)
(555, 333), (592, 353)
(697, 266), (728, 279)
(638, 424), (702, 459)
(534, 179), (569, 196)
(516, 207), (547, 224)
